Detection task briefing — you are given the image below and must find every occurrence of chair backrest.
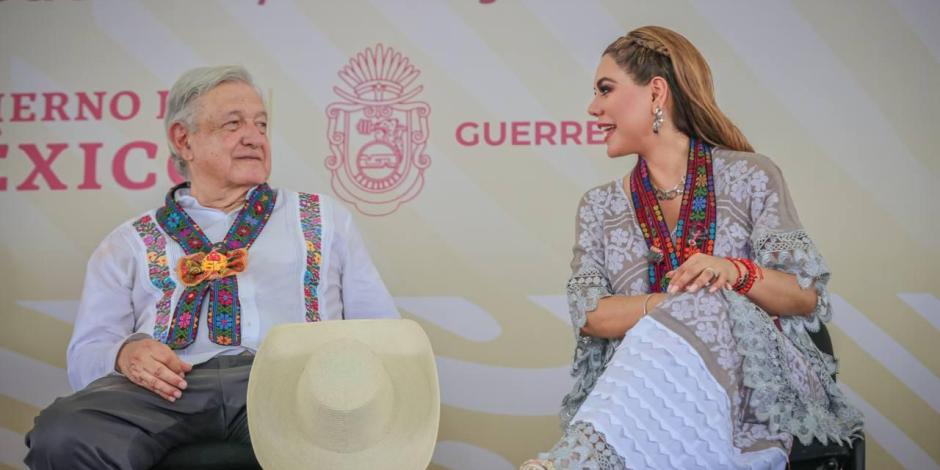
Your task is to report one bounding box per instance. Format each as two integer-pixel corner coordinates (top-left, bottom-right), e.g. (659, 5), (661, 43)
(807, 322), (834, 356)
(806, 322), (837, 381)
(789, 322), (865, 469)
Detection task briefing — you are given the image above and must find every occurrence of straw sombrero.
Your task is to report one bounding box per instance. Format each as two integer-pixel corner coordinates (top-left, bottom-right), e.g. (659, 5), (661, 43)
(247, 319), (440, 470)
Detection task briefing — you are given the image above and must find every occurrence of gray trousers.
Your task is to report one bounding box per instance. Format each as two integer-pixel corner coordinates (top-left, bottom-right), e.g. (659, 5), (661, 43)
(25, 354), (254, 470)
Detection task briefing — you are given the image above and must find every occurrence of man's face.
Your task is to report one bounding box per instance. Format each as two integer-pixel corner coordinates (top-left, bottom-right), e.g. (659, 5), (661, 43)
(182, 81), (271, 191)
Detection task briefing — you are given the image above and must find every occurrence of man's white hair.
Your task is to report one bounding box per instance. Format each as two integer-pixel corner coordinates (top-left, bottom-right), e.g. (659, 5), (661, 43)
(164, 65), (264, 177)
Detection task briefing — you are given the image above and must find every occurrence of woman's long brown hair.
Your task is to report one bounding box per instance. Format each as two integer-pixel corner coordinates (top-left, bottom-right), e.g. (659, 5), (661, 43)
(604, 26), (754, 152)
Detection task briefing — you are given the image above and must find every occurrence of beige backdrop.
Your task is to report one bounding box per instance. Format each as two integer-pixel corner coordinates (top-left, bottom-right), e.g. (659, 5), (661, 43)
(1, 1), (938, 469)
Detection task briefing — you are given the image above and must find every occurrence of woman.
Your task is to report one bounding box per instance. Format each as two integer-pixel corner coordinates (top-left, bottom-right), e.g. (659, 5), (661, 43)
(522, 26), (862, 469)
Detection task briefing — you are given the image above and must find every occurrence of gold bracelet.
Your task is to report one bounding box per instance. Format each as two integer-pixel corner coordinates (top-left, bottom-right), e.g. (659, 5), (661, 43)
(642, 293), (656, 316)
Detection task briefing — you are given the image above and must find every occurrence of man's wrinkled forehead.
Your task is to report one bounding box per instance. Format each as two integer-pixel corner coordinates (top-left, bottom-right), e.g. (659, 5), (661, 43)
(194, 82), (267, 121)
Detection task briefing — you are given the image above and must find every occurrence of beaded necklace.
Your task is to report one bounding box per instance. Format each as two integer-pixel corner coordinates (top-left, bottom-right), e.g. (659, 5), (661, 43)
(629, 137), (716, 292)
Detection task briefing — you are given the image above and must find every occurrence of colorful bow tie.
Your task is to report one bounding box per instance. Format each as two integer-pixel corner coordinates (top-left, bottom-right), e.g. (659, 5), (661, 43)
(176, 248), (249, 287)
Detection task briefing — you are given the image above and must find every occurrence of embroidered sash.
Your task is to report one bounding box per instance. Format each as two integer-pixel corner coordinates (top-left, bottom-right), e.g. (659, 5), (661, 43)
(630, 137), (716, 292)
(155, 182), (276, 349)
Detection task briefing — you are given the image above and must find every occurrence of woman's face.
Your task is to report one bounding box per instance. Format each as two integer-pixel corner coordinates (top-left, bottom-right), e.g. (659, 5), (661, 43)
(587, 54), (656, 158)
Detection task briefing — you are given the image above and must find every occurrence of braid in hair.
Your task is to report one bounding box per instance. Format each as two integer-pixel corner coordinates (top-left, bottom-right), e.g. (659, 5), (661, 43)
(604, 26), (753, 152)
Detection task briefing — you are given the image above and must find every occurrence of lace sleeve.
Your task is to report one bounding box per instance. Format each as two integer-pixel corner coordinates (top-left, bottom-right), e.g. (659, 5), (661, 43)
(567, 267), (611, 334)
(752, 229), (831, 332)
(734, 157), (862, 445)
(746, 157), (832, 331)
(560, 191), (619, 426)
(566, 189), (616, 336)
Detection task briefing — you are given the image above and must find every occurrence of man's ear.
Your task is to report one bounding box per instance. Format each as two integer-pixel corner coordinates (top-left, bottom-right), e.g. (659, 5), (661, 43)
(168, 122), (193, 160)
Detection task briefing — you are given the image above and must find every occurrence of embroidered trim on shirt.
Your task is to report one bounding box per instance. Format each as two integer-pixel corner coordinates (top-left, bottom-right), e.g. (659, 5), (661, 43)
(299, 193), (323, 322)
(132, 214), (176, 343)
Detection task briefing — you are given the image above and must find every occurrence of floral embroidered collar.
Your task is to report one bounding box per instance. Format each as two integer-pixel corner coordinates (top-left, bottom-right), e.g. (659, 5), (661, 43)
(155, 182), (276, 349)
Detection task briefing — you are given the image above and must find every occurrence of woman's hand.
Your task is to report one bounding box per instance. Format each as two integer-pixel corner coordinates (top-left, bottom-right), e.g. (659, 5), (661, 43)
(665, 253), (737, 294)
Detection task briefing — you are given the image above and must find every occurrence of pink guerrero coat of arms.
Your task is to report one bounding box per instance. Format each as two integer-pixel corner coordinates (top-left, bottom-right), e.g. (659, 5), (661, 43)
(325, 44), (431, 216)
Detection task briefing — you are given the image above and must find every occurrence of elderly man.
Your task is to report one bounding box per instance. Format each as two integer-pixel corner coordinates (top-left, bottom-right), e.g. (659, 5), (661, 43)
(25, 66), (399, 469)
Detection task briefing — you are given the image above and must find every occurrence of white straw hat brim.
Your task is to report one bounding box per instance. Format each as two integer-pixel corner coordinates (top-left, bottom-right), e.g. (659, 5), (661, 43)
(247, 319), (439, 470)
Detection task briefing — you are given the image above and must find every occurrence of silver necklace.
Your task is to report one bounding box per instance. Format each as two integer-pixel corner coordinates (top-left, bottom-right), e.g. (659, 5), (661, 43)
(653, 182), (684, 201)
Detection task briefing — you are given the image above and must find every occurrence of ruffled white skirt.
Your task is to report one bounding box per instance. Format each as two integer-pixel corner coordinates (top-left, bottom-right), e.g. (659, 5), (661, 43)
(571, 317), (787, 470)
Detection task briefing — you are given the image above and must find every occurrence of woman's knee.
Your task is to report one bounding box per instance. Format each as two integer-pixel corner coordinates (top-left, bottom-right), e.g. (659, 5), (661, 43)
(658, 289), (731, 313)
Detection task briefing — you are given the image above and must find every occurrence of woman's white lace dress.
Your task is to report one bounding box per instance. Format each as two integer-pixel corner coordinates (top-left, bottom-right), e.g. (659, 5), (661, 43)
(527, 150), (862, 470)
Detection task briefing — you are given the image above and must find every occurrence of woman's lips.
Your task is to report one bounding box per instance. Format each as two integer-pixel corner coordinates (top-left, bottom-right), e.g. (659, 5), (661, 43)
(597, 123), (617, 142)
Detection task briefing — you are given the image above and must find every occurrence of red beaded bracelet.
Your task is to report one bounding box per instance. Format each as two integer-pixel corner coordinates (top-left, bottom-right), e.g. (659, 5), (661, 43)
(741, 258), (764, 282)
(729, 259), (746, 290)
(728, 258), (763, 295)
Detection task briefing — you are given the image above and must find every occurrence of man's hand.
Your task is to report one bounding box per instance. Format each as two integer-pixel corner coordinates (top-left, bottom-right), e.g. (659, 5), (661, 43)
(116, 338), (192, 402)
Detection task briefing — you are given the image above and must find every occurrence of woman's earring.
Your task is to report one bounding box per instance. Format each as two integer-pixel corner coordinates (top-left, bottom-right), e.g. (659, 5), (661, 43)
(652, 106), (664, 134)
